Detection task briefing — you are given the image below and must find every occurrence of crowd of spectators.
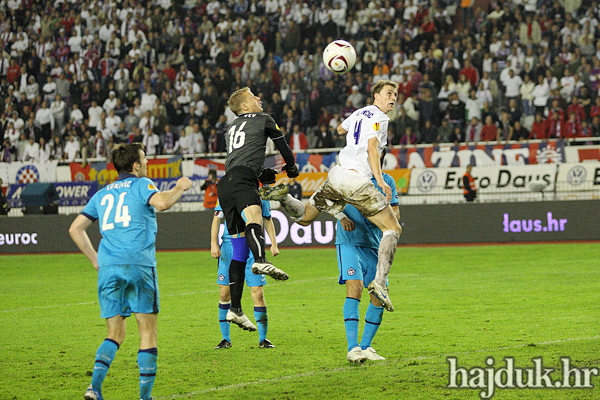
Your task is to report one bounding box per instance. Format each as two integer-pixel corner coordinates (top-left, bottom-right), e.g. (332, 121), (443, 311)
(1, 0), (600, 165)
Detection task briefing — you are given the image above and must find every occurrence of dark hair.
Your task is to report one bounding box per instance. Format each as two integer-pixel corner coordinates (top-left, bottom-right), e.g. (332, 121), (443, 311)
(112, 143), (144, 174)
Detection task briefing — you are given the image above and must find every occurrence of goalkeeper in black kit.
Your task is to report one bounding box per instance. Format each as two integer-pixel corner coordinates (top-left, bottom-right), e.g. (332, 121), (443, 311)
(216, 87), (299, 325)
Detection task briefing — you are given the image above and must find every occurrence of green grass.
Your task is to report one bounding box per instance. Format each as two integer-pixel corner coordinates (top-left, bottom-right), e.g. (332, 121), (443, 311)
(1, 243), (599, 400)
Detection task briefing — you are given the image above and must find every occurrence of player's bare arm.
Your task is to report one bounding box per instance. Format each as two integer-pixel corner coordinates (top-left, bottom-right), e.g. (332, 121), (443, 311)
(210, 215), (222, 259)
(367, 137), (391, 201)
(337, 125), (348, 136)
(69, 214), (99, 271)
(149, 176), (192, 211)
(264, 217), (279, 257)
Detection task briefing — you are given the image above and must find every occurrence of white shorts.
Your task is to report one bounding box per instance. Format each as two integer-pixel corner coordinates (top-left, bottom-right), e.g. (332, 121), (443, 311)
(309, 165), (389, 217)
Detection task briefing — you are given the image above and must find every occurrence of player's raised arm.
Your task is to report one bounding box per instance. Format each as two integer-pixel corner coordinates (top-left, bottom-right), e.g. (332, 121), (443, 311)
(264, 116), (299, 177)
(149, 176), (192, 211)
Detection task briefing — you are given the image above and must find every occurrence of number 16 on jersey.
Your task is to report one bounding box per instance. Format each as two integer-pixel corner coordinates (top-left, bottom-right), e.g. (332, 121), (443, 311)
(227, 121), (247, 153)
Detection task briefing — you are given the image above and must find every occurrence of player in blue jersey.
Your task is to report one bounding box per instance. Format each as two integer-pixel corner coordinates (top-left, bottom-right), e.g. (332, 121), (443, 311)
(336, 170), (399, 363)
(69, 143), (192, 400)
(210, 199), (278, 349)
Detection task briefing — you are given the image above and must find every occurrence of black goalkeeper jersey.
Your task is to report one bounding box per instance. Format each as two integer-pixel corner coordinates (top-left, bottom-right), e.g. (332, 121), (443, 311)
(224, 112), (295, 176)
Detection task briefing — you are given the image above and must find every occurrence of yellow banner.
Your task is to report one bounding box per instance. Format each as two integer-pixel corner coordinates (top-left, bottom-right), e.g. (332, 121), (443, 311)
(273, 169), (411, 197)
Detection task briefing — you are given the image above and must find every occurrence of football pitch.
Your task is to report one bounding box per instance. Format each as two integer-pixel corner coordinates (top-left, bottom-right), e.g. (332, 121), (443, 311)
(1, 243), (599, 400)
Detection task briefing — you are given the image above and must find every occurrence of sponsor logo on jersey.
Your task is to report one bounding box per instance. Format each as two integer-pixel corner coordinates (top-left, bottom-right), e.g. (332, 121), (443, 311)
(347, 267), (356, 276)
(373, 123), (380, 131)
(148, 184), (158, 191)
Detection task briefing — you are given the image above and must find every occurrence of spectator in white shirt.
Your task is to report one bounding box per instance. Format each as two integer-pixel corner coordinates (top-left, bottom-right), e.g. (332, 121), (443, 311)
(50, 94), (66, 134)
(560, 69), (576, 100)
(21, 137), (40, 162)
(87, 100), (104, 131)
(174, 129), (193, 155)
(70, 103), (84, 126)
(503, 69), (523, 101)
(63, 134), (81, 162)
(143, 128), (160, 156)
(103, 91), (118, 112)
(140, 86), (157, 112)
(35, 101), (55, 143)
(38, 137), (51, 162)
(519, 74), (535, 116)
(105, 109), (122, 136)
(192, 123), (205, 153)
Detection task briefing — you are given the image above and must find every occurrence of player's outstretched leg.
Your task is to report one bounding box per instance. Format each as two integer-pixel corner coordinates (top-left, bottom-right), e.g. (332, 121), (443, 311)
(360, 301), (385, 361)
(368, 230), (400, 312)
(260, 185), (306, 222)
(84, 338), (119, 400)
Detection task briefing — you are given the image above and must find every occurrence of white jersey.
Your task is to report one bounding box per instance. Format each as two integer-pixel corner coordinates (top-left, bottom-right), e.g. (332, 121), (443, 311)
(339, 105), (389, 178)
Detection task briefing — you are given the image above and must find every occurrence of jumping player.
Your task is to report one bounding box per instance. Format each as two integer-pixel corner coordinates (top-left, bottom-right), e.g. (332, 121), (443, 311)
(217, 87), (298, 324)
(261, 80), (402, 312)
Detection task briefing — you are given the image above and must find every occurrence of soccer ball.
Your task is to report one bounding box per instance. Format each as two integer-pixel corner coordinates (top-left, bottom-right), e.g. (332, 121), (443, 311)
(323, 40), (357, 74)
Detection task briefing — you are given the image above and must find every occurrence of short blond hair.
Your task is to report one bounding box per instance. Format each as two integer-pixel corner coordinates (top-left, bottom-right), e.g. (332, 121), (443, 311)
(228, 87), (251, 115)
(372, 80), (399, 96)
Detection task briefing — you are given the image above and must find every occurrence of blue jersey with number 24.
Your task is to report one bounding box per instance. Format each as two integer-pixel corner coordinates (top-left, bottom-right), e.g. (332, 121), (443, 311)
(82, 174), (160, 268)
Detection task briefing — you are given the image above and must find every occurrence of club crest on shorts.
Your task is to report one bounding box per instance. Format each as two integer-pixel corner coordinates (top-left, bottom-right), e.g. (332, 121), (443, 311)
(347, 268), (356, 276)
(218, 273), (225, 281)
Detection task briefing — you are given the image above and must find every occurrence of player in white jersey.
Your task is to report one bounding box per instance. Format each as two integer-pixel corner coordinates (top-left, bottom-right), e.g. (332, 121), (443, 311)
(261, 80), (402, 312)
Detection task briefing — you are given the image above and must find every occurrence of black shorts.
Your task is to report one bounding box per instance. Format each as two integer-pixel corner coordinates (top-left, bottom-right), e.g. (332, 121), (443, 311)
(217, 166), (262, 235)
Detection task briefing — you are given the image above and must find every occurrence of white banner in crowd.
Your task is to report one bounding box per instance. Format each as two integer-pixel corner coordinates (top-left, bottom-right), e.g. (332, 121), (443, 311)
(0, 161), (59, 184)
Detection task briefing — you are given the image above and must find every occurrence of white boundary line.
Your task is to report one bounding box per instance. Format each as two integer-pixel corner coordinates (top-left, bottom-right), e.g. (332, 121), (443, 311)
(157, 335), (600, 399)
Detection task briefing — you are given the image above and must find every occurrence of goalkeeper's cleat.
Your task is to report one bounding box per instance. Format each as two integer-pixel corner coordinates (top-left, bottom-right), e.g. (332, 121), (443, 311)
(259, 339), (275, 348)
(367, 281), (394, 312)
(347, 346), (367, 363)
(214, 339), (232, 349)
(362, 347), (386, 361)
(252, 262), (289, 281)
(226, 310), (257, 331)
(84, 384), (103, 400)
(259, 184), (289, 201)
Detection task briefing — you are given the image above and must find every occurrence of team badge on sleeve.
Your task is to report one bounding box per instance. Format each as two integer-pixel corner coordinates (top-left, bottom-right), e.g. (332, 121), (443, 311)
(148, 183), (158, 191)
(373, 123), (380, 131)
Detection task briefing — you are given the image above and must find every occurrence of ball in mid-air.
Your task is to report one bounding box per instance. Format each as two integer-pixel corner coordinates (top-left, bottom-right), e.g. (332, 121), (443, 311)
(323, 40), (357, 74)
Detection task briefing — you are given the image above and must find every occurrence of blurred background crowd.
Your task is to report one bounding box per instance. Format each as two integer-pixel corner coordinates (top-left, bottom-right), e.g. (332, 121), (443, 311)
(1, 0), (600, 165)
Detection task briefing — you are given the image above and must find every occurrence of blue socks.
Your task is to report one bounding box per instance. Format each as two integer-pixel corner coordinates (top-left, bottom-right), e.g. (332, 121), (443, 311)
(219, 301), (231, 342)
(91, 338), (119, 393)
(254, 306), (268, 342)
(138, 348), (157, 400)
(360, 303), (384, 350)
(343, 297), (360, 351)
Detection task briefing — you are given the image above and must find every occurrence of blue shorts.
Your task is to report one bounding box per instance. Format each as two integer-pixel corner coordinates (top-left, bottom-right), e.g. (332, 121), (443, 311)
(336, 244), (378, 287)
(98, 265), (159, 319)
(217, 242), (267, 287)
